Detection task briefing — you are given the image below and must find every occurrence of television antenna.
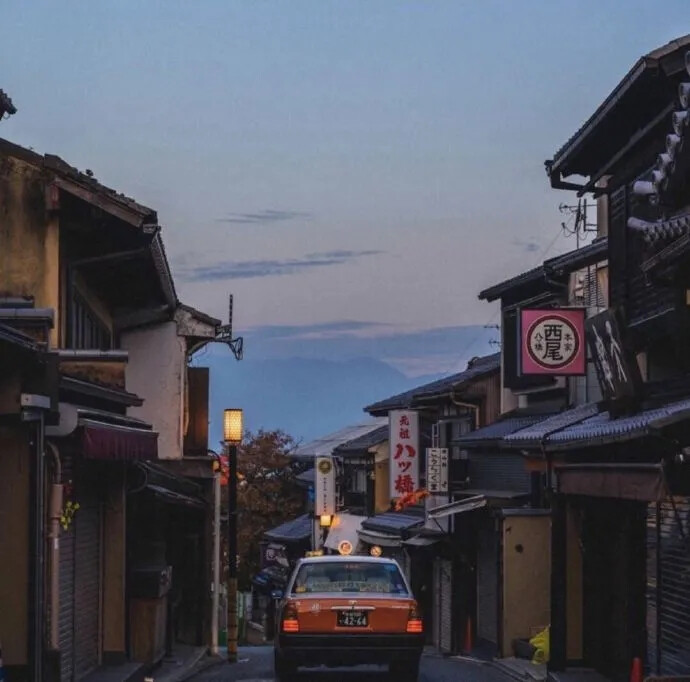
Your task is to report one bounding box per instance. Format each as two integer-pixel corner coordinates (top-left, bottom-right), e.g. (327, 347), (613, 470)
(216, 294), (244, 361)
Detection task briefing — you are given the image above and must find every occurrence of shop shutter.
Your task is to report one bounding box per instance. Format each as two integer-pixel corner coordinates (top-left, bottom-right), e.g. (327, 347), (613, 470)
(73, 473), (102, 679)
(649, 498), (690, 675)
(476, 515), (498, 646)
(432, 559), (440, 649)
(439, 559), (453, 653)
(468, 453), (530, 492)
(59, 454), (75, 682)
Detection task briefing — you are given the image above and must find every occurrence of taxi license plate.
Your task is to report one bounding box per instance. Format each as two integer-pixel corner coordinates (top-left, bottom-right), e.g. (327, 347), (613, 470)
(337, 610), (368, 627)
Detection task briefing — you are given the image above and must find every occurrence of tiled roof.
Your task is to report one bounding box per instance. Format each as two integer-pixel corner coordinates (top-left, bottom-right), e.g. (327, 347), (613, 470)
(502, 403), (600, 449)
(548, 396), (690, 450)
(263, 514), (312, 543)
(291, 419), (387, 460)
(453, 413), (556, 449)
(335, 425), (388, 455)
(295, 468), (314, 487)
(479, 238), (608, 302)
(365, 353), (500, 415)
(361, 510), (424, 536)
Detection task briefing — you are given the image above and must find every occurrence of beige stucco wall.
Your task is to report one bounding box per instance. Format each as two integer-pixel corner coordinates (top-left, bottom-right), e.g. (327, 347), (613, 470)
(501, 514), (551, 657)
(121, 321), (186, 459)
(371, 442), (390, 512)
(0, 428), (30, 665)
(0, 155), (60, 346)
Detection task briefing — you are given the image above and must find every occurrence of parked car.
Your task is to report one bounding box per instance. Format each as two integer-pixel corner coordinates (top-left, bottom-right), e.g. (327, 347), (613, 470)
(273, 555), (424, 681)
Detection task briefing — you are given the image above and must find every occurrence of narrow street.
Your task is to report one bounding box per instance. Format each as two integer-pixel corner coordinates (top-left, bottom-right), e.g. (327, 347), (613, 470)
(189, 646), (512, 682)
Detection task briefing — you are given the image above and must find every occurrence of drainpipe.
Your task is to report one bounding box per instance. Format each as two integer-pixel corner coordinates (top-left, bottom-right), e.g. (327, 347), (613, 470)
(46, 441), (64, 651)
(211, 471), (221, 654)
(449, 389), (480, 430)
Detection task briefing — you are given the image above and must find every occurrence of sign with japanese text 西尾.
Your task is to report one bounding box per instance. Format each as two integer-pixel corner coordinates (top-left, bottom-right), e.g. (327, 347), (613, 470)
(426, 448), (449, 494)
(585, 308), (641, 410)
(314, 456), (335, 516)
(521, 308), (586, 376)
(389, 410), (419, 499)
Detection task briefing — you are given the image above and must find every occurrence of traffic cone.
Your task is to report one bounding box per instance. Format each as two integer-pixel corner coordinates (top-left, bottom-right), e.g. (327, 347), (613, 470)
(463, 616), (474, 653)
(630, 657), (642, 682)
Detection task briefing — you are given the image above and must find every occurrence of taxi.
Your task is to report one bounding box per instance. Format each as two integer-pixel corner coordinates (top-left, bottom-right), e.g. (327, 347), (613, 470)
(273, 555), (424, 681)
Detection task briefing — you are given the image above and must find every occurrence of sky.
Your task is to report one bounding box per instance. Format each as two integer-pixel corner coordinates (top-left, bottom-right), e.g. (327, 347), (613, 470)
(2, 2), (688, 387)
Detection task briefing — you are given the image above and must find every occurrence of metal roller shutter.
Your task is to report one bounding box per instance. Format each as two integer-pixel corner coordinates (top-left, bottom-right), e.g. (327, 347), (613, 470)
(439, 559), (453, 653)
(73, 475), (102, 679)
(468, 453), (530, 492)
(648, 498), (690, 675)
(432, 559), (440, 649)
(59, 454), (75, 682)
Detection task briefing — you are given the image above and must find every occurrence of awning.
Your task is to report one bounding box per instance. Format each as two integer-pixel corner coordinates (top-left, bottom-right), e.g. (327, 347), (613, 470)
(264, 514), (312, 544)
(81, 419), (158, 461)
(453, 412), (556, 449)
(324, 513), (366, 552)
(557, 464), (664, 502)
(402, 535), (442, 548)
(427, 495), (487, 520)
(357, 528), (404, 548)
(145, 483), (204, 509)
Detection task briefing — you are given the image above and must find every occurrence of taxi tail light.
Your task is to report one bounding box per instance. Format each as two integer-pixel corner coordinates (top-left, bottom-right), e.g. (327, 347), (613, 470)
(406, 604), (423, 634)
(282, 603), (300, 633)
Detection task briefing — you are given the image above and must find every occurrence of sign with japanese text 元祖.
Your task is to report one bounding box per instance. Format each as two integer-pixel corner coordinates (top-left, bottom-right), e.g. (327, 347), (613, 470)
(389, 410), (419, 499)
(585, 308), (641, 410)
(426, 448), (449, 494)
(521, 308), (586, 376)
(314, 456), (335, 516)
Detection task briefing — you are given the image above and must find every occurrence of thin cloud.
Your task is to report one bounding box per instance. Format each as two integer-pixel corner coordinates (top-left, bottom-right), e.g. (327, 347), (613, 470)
(245, 320), (392, 340)
(178, 249), (384, 282)
(216, 209), (311, 225)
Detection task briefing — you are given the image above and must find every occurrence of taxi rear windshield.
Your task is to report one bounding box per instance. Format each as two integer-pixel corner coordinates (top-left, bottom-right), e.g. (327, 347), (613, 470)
(291, 561), (408, 594)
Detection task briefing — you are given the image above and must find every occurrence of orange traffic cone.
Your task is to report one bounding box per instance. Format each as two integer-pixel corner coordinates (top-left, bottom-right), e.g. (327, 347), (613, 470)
(630, 657), (642, 682)
(463, 616), (474, 653)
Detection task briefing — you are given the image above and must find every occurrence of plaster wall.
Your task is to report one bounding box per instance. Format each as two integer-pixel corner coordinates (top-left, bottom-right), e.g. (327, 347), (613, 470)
(0, 155), (60, 346)
(0, 427), (29, 665)
(501, 514), (551, 657)
(121, 322), (186, 459)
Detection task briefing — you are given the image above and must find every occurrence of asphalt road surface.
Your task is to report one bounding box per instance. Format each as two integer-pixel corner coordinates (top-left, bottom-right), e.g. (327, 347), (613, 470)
(189, 646), (513, 682)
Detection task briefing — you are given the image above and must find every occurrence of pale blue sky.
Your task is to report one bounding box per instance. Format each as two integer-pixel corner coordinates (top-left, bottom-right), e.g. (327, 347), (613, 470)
(3, 2), (687, 376)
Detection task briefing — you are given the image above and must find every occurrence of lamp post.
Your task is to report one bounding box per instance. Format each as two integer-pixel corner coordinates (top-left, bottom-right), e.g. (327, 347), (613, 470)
(223, 408), (243, 663)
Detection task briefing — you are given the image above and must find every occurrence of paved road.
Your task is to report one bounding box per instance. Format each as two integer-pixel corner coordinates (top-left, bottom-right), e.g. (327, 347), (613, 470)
(189, 646), (513, 682)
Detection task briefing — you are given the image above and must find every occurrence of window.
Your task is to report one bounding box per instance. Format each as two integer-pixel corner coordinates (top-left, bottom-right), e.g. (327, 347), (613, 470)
(68, 291), (112, 350)
(291, 561), (408, 595)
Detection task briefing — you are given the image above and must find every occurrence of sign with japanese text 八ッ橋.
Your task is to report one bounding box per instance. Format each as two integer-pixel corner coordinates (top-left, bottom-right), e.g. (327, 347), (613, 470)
(520, 308), (586, 376)
(389, 410), (419, 499)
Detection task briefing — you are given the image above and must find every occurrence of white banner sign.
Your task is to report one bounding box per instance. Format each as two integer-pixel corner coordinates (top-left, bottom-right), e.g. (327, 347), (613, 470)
(426, 448), (449, 494)
(389, 410), (419, 499)
(315, 456), (335, 516)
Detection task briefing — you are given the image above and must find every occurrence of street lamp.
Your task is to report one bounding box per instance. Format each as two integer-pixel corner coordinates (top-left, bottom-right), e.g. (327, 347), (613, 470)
(223, 408), (243, 663)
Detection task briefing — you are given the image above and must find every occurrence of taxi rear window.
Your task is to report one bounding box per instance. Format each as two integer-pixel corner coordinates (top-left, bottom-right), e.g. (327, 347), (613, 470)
(291, 561), (407, 595)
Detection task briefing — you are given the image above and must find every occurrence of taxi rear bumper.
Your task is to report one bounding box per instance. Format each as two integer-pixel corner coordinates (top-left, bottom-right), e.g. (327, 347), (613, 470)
(276, 632), (424, 666)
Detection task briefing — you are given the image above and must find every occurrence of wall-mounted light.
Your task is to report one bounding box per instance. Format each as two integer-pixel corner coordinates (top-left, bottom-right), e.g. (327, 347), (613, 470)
(370, 545), (382, 557)
(223, 408), (243, 444)
(319, 514), (332, 528)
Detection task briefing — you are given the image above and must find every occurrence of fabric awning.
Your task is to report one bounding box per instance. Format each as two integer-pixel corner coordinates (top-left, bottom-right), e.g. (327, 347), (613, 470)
(81, 419), (158, 461)
(264, 514), (312, 544)
(324, 513), (366, 552)
(145, 483), (204, 509)
(427, 495), (487, 520)
(557, 464), (664, 502)
(357, 528), (403, 548)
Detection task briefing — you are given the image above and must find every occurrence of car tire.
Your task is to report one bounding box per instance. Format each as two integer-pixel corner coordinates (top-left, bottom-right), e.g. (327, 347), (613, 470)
(274, 650), (298, 681)
(389, 656), (420, 681)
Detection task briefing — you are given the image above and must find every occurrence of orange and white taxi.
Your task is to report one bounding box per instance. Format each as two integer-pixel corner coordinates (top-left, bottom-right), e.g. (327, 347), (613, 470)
(273, 555), (424, 681)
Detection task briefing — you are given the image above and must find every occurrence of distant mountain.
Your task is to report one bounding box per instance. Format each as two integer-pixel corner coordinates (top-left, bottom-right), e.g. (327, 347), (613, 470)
(203, 355), (441, 446)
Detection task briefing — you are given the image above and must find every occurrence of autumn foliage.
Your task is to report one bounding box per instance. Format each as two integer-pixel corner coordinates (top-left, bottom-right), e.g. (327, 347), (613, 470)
(221, 429), (304, 590)
(393, 488), (429, 512)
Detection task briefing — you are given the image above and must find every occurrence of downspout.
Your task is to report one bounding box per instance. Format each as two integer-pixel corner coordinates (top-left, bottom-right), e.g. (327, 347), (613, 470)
(45, 441), (64, 651)
(449, 389), (480, 430)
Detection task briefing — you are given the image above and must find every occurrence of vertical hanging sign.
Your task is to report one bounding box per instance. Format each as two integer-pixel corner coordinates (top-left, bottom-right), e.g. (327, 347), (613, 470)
(389, 410), (420, 499)
(314, 456), (335, 516)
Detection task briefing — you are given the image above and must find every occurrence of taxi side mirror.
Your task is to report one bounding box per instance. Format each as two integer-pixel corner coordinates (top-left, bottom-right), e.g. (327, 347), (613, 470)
(271, 589), (284, 600)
